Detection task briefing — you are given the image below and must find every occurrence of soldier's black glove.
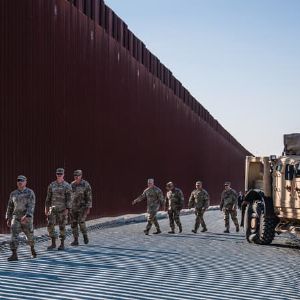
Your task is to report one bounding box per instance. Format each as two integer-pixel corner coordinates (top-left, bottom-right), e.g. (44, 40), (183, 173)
(219, 205), (223, 211)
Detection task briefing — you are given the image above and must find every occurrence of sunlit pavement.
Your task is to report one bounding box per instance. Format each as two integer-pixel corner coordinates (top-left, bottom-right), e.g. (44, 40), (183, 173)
(0, 210), (299, 300)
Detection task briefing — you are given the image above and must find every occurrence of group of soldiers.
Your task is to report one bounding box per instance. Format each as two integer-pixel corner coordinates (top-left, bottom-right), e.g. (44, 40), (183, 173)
(133, 178), (239, 235)
(5, 172), (239, 262)
(5, 168), (92, 261)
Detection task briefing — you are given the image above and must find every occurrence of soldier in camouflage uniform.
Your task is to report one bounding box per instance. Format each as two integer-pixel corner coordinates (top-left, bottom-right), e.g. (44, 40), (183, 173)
(5, 175), (36, 261)
(188, 181), (209, 233)
(165, 182), (184, 234)
(70, 170), (92, 246)
(220, 181), (239, 233)
(132, 178), (164, 235)
(45, 168), (72, 250)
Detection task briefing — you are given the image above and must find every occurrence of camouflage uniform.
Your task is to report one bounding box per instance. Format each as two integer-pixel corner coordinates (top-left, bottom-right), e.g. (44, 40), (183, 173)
(220, 188), (239, 231)
(188, 189), (209, 231)
(70, 179), (92, 239)
(6, 188), (35, 250)
(135, 186), (164, 232)
(45, 181), (72, 240)
(166, 188), (184, 232)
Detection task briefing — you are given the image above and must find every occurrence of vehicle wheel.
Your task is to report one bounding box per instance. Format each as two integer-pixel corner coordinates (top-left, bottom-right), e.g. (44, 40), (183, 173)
(245, 201), (275, 245)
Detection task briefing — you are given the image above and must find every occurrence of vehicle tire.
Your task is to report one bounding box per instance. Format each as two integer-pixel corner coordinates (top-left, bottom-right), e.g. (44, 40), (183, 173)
(245, 201), (276, 245)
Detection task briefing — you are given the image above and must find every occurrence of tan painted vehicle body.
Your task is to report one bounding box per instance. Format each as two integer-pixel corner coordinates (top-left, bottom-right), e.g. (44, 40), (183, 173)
(244, 133), (300, 244)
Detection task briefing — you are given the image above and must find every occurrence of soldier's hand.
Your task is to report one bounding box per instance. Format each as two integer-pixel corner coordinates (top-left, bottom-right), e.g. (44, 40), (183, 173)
(6, 219), (11, 228)
(21, 216), (29, 225)
(132, 200), (136, 205)
(219, 206), (223, 211)
(63, 208), (69, 216)
(45, 207), (49, 216)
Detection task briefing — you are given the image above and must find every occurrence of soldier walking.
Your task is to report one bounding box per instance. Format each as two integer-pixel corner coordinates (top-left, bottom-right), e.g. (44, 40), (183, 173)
(45, 168), (72, 250)
(220, 181), (239, 233)
(165, 182), (184, 234)
(188, 181), (209, 233)
(70, 169), (92, 246)
(132, 178), (164, 235)
(5, 175), (37, 261)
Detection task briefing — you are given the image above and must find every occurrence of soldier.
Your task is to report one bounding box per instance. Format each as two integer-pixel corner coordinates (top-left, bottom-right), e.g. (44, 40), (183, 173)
(45, 168), (72, 250)
(132, 178), (164, 235)
(165, 182), (184, 234)
(5, 175), (36, 261)
(70, 169), (92, 246)
(188, 181), (209, 233)
(220, 181), (239, 233)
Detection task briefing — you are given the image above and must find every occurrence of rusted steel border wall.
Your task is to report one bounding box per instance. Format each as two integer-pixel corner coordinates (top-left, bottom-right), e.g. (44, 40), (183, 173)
(0, 0), (251, 232)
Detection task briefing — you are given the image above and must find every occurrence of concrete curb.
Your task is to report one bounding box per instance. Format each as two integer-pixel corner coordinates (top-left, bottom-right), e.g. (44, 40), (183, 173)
(0, 206), (220, 247)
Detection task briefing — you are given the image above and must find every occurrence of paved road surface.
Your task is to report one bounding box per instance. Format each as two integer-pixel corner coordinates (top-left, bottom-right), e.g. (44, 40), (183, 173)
(0, 210), (299, 300)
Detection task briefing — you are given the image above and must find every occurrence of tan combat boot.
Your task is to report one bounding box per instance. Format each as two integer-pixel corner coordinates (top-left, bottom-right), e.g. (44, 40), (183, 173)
(7, 249), (18, 261)
(31, 246), (37, 258)
(57, 239), (65, 251)
(47, 237), (56, 250)
(70, 237), (79, 246)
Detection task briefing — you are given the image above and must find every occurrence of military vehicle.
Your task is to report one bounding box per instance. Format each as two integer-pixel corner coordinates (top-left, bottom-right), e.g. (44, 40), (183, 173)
(243, 133), (300, 244)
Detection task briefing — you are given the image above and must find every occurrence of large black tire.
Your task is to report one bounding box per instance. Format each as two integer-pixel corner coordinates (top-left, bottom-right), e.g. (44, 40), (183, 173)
(245, 201), (276, 245)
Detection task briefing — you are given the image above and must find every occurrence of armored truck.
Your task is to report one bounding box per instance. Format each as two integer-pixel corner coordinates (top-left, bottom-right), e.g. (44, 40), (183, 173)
(243, 133), (300, 244)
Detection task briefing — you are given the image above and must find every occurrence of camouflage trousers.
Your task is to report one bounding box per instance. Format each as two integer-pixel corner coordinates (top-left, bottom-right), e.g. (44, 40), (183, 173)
(168, 209), (181, 230)
(145, 212), (160, 231)
(223, 208), (239, 229)
(71, 208), (88, 238)
(194, 208), (206, 230)
(10, 218), (34, 250)
(47, 208), (67, 240)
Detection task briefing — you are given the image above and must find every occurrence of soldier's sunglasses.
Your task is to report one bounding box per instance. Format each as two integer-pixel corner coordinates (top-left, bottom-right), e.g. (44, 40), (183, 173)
(56, 173), (63, 176)
(17, 179), (25, 182)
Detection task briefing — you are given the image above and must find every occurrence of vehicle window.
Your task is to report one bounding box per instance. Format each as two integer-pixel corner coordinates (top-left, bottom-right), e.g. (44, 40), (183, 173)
(275, 163), (283, 172)
(285, 164), (294, 180)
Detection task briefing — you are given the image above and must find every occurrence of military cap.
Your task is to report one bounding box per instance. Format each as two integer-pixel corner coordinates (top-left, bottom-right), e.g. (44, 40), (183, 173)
(17, 175), (27, 181)
(56, 168), (65, 174)
(224, 181), (231, 186)
(195, 181), (202, 185)
(74, 169), (82, 176)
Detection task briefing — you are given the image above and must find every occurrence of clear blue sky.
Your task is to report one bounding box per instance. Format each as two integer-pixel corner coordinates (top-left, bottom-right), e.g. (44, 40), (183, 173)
(105, 0), (300, 156)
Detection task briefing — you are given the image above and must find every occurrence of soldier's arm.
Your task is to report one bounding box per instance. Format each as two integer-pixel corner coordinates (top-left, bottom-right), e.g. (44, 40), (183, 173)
(164, 194), (169, 211)
(85, 183), (93, 208)
(220, 191), (224, 210)
(188, 192), (194, 209)
(65, 185), (72, 210)
(232, 190), (238, 209)
(45, 185), (52, 209)
(25, 190), (36, 218)
(158, 189), (165, 207)
(204, 191), (210, 209)
(132, 192), (146, 205)
(5, 193), (14, 220)
(179, 190), (184, 209)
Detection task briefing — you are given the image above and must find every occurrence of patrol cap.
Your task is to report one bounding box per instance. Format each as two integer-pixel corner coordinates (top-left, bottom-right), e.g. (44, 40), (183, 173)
(17, 175), (27, 181)
(224, 181), (231, 186)
(74, 169), (82, 176)
(195, 181), (202, 185)
(56, 168), (64, 174)
(166, 181), (174, 188)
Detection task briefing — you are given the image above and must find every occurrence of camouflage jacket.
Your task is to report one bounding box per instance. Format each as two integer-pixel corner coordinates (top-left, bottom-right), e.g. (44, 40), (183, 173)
(135, 186), (164, 213)
(45, 180), (72, 211)
(6, 188), (35, 219)
(220, 188), (238, 209)
(71, 179), (92, 210)
(188, 189), (209, 210)
(165, 188), (184, 211)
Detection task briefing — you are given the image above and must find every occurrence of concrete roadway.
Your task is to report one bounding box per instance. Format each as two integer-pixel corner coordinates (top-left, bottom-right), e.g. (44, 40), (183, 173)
(0, 210), (299, 300)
